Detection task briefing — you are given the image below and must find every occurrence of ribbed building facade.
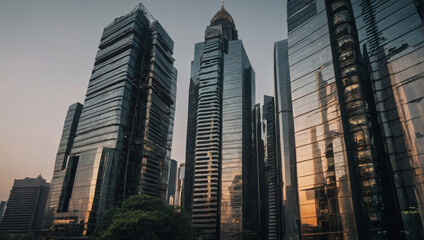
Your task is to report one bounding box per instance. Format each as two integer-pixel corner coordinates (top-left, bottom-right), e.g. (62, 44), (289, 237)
(43, 4), (177, 237)
(262, 96), (282, 240)
(0, 176), (49, 234)
(287, 0), (424, 239)
(185, 5), (258, 240)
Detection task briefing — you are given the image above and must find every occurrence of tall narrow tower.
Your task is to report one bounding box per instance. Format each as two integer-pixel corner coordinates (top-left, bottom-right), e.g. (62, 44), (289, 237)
(43, 4), (177, 237)
(185, 4), (258, 240)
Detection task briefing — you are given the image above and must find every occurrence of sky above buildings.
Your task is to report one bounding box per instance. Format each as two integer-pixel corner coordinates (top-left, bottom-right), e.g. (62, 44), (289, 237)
(0, 0), (287, 201)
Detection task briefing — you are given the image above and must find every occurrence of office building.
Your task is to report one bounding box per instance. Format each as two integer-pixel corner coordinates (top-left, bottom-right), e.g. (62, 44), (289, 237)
(287, 0), (424, 239)
(185, 4), (258, 239)
(43, 4), (177, 236)
(0, 176), (49, 234)
(274, 40), (300, 240)
(42, 102), (83, 229)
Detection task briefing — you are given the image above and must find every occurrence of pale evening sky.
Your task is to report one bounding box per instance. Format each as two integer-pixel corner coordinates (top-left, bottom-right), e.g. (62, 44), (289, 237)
(0, 0), (287, 201)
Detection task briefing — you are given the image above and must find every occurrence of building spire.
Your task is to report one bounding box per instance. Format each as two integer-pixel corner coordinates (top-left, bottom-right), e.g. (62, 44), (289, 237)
(222, 0), (224, 8)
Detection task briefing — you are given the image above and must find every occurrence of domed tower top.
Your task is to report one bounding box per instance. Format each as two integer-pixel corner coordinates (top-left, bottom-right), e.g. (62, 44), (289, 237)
(211, 5), (235, 26)
(206, 1), (238, 41)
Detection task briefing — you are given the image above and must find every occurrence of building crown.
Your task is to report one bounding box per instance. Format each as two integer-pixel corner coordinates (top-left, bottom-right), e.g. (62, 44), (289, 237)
(210, 5), (235, 25)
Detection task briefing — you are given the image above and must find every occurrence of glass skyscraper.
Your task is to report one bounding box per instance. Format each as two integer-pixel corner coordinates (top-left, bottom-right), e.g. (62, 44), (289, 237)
(262, 96), (283, 240)
(43, 4), (177, 237)
(287, 0), (424, 239)
(274, 40), (300, 240)
(184, 5), (258, 240)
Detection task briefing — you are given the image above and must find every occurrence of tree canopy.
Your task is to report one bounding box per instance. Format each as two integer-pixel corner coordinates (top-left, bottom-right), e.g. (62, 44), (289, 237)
(95, 194), (199, 240)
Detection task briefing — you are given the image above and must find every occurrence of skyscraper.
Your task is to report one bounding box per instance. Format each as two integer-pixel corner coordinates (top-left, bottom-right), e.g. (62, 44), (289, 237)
(0, 176), (49, 234)
(274, 40), (300, 240)
(43, 102), (82, 229)
(262, 96), (282, 240)
(185, 4), (257, 239)
(287, 0), (424, 239)
(253, 104), (267, 240)
(43, 4), (177, 236)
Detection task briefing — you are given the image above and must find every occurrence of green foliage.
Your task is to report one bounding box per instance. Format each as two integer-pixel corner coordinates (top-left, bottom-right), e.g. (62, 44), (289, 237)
(94, 194), (199, 240)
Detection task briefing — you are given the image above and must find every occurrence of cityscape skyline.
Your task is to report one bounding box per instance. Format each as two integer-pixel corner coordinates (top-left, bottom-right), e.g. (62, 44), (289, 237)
(0, 0), (286, 202)
(1, 1), (423, 239)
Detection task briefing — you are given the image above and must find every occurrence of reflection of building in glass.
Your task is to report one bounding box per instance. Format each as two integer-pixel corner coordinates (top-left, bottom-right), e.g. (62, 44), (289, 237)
(42, 4), (177, 237)
(42, 102), (82, 229)
(287, 0), (424, 239)
(175, 163), (185, 207)
(274, 40), (300, 240)
(352, 1), (424, 237)
(262, 96), (283, 240)
(0, 176), (50, 234)
(185, 4), (258, 240)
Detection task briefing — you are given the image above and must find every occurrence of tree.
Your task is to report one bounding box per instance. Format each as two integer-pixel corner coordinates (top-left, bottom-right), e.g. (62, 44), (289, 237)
(95, 194), (199, 240)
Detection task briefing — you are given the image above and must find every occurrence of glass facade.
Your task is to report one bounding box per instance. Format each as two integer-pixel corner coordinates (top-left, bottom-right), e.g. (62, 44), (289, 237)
(183, 42), (203, 214)
(262, 96), (282, 240)
(288, 1), (358, 238)
(43, 102), (83, 229)
(43, 4), (177, 237)
(221, 37), (257, 240)
(186, 6), (258, 240)
(274, 40), (301, 240)
(352, 0), (424, 238)
(288, 0), (424, 239)
(253, 104), (268, 240)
